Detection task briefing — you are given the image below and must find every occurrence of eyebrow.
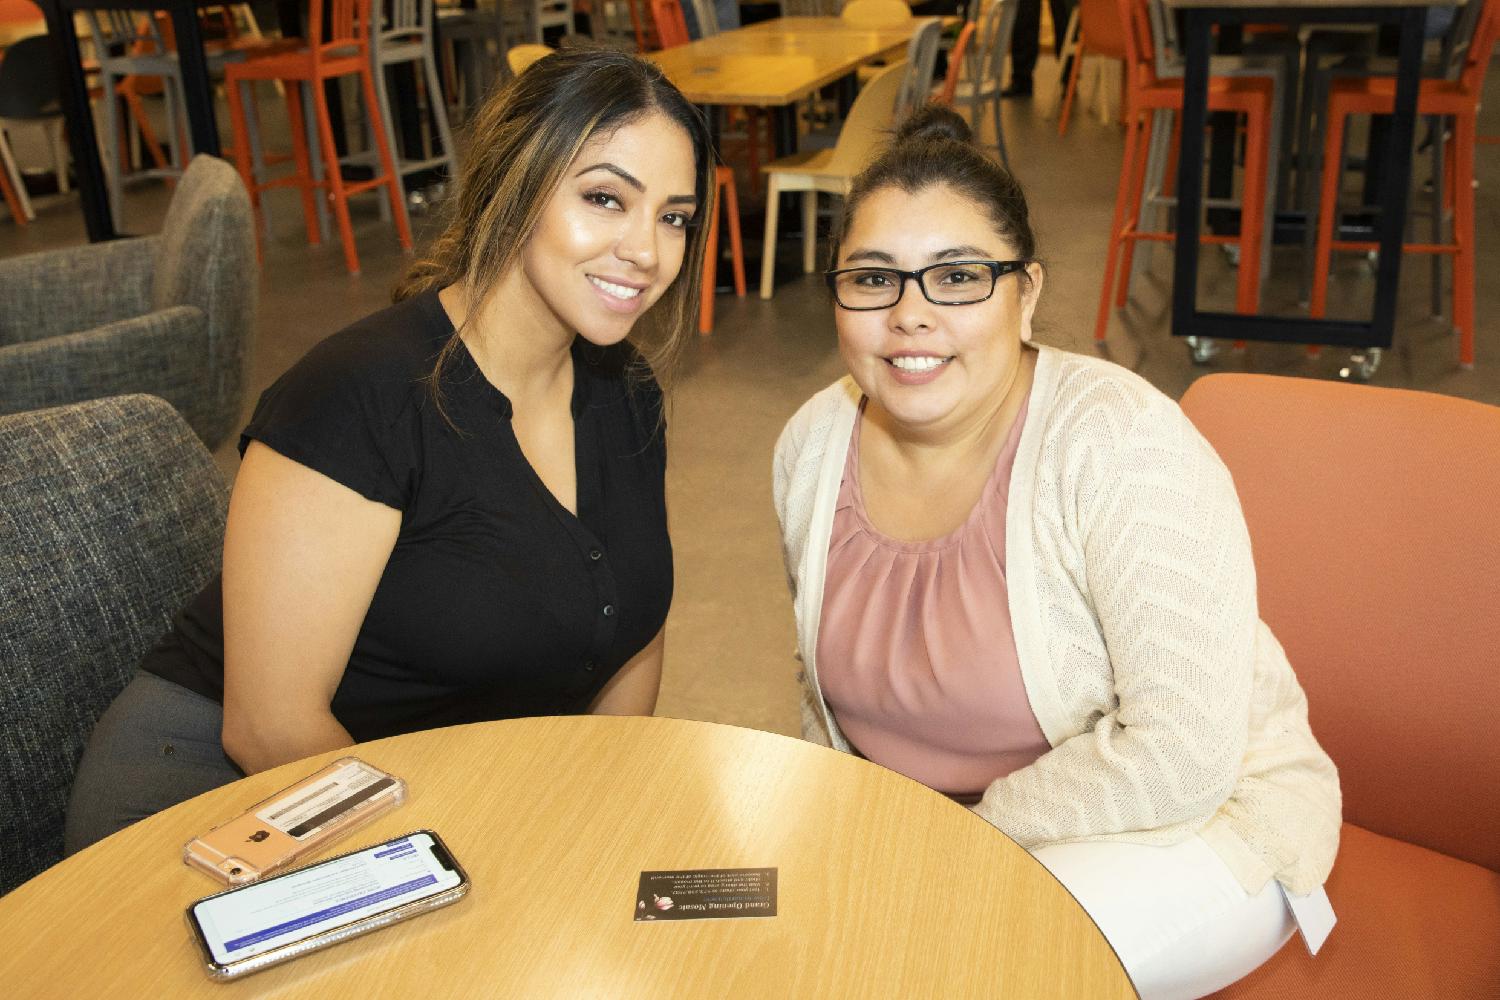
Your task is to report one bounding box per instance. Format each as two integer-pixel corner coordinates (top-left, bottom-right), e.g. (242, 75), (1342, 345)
(574, 162), (697, 206)
(842, 245), (994, 265)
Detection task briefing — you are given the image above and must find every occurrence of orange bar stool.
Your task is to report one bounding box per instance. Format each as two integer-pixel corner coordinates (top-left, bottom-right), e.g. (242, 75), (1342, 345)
(1094, 0), (1274, 342)
(224, 0), (411, 275)
(1309, 0), (1498, 370)
(651, 0), (746, 333)
(699, 164), (745, 334)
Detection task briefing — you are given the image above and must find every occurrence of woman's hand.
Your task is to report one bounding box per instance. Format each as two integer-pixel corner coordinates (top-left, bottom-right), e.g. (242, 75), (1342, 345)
(220, 442), (401, 774)
(588, 628), (665, 716)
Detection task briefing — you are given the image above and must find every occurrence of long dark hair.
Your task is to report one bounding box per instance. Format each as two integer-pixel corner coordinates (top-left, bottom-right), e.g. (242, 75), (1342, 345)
(396, 47), (714, 417)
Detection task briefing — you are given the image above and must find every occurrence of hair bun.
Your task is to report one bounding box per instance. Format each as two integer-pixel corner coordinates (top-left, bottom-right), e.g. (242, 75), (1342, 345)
(892, 104), (973, 146)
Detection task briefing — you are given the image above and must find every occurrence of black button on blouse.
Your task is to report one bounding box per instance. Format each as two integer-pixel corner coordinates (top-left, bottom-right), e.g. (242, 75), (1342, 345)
(141, 291), (673, 743)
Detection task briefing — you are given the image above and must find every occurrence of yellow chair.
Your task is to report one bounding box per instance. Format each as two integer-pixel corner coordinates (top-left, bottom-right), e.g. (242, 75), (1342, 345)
(841, 0), (912, 29)
(506, 42), (553, 76)
(758, 61), (907, 299)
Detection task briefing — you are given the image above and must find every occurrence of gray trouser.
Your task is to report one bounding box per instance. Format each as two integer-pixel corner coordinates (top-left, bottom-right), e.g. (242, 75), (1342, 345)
(64, 671), (244, 856)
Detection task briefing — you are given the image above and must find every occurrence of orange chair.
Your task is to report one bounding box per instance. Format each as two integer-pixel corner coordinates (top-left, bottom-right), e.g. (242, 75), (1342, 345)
(936, 21), (976, 106)
(650, 0), (746, 332)
(1056, 0), (1127, 136)
(224, 0), (411, 275)
(1309, 0), (1498, 371)
(1181, 374), (1500, 999)
(1094, 0), (1273, 341)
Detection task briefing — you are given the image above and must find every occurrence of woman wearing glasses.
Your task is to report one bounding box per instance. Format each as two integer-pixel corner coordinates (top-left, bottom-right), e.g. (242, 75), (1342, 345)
(65, 50), (711, 851)
(772, 105), (1340, 998)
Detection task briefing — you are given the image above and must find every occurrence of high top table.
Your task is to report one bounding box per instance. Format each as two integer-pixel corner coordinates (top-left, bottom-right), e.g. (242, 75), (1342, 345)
(37, 0), (227, 242)
(0, 716), (1137, 997)
(1164, 0), (1468, 354)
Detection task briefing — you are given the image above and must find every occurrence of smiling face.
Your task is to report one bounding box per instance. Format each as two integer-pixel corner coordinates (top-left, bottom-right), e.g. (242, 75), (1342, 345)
(517, 111), (699, 347)
(834, 183), (1043, 438)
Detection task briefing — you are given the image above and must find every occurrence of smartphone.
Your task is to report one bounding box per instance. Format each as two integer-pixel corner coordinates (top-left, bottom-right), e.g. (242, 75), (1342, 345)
(186, 830), (469, 981)
(185, 757), (407, 885)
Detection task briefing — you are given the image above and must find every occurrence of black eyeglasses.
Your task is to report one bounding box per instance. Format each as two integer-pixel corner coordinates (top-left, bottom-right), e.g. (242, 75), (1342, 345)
(824, 260), (1030, 311)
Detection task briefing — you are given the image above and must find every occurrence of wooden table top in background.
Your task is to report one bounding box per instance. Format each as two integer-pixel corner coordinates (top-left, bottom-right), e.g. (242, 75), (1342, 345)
(0, 716), (1136, 998)
(646, 15), (922, 106)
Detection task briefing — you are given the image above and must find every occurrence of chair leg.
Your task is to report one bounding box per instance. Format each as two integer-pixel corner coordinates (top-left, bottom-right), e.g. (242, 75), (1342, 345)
(1429, 113), (1444, 319)
(759, 176), (781, 299)
(699, 174), (722, 335)
(1236, 106), (1268, 314)
(226, 75), (266, 260)
(1058, 37), (1085, 137)
(1452, 111), (1474, 369)
(102, 73), (126, 234)
(0, 146), (25, 225)
(48, 119), (70, 194)
(1095, 110), (1143, 341)
(992, 91), (1009, 170)
(123, 91), (170, 174)
(300, 81), (332, 243)
(242, 80), (274, 241)
(1127, 108), (1173, 293)
(723, 170), (745, 297)
(0, 130), (32, 223)
(310, 78), (361, 273)
(1116, 107), (1155, 309)
(369, 62), (398, 225)
(283, 81), (323, 248)
(361, 66), (414, 252)
(423, 40), (459, 182)
(1309, 103), (1347, 320)
(802, 190), (817, 274)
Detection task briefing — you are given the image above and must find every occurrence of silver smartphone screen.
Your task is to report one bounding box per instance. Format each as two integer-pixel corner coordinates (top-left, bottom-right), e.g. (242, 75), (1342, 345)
(191, 832), (463, 966)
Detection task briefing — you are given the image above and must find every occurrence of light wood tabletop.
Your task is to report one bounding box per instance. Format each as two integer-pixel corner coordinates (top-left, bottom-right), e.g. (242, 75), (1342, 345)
(646, 16), (923, 106)
(0, 716), (1137, 998)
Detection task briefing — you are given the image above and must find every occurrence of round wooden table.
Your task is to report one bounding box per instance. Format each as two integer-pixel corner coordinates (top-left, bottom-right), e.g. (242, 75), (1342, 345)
(0, 717), (1136, 997)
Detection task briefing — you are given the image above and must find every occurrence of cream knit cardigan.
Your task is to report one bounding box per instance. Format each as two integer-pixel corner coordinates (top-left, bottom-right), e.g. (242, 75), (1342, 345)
(772, 346), (1341, 896)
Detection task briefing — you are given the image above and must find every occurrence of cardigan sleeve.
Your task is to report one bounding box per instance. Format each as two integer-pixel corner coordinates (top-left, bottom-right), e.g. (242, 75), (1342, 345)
(973, 396), (1258, 846)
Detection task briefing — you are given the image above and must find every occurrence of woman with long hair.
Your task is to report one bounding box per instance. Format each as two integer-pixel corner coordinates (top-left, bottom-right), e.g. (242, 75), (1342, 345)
(66, 49), (714, 851)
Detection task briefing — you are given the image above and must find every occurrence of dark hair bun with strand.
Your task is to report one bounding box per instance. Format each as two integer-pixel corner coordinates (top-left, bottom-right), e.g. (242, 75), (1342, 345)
(835, 102), (1038, 266)
(892, 104), (974, 148)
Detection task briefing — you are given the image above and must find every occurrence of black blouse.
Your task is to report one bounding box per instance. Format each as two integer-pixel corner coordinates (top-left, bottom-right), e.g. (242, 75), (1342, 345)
(141, 291), (673, 743)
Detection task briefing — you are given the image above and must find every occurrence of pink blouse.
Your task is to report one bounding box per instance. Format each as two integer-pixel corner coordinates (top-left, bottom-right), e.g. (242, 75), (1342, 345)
(816, 397), (1050, 798)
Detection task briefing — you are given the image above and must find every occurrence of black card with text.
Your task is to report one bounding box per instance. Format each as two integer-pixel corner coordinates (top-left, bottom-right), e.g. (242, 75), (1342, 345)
(634, 867), (778, 921)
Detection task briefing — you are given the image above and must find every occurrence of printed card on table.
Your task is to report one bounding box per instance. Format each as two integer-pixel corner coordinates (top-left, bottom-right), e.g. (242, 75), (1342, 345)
(634, 868), (778, 921)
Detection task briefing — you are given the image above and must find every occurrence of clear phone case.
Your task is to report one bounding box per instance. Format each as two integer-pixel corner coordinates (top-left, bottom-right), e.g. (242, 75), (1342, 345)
(184, 756), (407, 885)
(187, 830), (469, 981)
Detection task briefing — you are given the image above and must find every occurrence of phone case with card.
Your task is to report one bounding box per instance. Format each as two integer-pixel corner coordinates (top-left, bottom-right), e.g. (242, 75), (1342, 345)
(184, 756), (406, 885)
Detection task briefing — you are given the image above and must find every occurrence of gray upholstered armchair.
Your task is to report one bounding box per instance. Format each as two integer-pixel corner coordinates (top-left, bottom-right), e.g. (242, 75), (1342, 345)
(0, 155), (256, 450)
(0, 395), (227, 894)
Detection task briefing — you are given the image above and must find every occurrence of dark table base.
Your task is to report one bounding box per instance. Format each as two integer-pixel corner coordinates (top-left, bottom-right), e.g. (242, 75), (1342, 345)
(1172, 4), (1428, 351)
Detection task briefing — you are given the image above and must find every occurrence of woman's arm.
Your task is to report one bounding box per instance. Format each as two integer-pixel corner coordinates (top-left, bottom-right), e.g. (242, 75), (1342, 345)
(588, 628), (665, 715)
(975, 401), (1258, 845)
(220, 442), (402, 774)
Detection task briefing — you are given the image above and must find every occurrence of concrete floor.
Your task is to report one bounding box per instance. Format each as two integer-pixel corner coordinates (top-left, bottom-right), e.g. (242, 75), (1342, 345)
(3, 56), (1496, 738)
